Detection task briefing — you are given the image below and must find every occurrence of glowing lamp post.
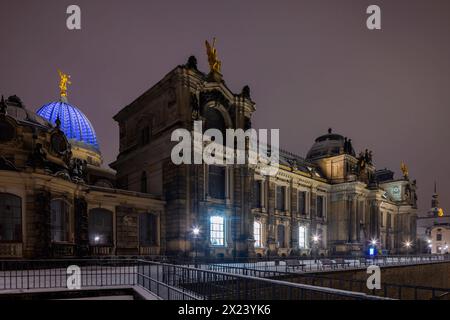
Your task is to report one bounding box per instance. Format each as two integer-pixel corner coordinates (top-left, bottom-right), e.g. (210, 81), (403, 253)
(192, 226), (200, 268)
(404, 240), (412, 256)
(369, 238), (378, 258)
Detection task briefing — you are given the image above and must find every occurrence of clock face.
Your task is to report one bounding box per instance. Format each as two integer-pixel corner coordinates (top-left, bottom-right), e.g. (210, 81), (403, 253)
(391, 185), (401, 200)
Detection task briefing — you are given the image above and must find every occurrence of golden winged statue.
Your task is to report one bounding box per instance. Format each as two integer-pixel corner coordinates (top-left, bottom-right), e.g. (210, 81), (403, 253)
(205, 38), (222, 74)
(58, 69), (72, 99)
(400, 161), (409, 178)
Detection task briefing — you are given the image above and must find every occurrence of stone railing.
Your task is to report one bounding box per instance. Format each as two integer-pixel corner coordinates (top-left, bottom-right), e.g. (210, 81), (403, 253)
(51, 243), (75, 257)
(139, 246), (160, 255)
(90, 245), (114, 256)
(0, 243), (22, 258)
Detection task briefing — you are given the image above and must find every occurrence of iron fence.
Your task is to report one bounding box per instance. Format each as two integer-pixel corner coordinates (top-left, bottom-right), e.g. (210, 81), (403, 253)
(0, 259), (389, 300)
(206, 260), (450, 300)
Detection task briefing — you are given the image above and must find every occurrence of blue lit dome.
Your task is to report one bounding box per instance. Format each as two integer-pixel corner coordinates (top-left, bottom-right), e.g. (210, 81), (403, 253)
(36, 101), (100, 152)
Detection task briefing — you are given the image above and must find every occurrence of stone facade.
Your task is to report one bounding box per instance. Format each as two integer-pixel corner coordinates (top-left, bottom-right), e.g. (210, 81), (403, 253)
(110, 56), (418, 258)
(0, 55), (418, 259)
(0, 95), (164, 259)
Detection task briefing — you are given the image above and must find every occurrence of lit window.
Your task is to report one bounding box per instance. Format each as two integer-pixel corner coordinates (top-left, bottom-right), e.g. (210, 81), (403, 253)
(299, 226), (307, 249)
(254, 221), (262, 247)
(210, 216), (225, 246)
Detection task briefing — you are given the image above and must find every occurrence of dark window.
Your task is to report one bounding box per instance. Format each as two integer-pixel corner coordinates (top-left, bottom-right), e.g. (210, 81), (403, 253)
(208, 166), (226, 199)
(277, 224), (286, 247)
(0, 193), (22, 242)
(140, 172), (147, 193)
(204, 108), (226, 135)
(298, 191), (306, 214)
(0, 121), (15, 142)
(317, 196), (324, 218)
(380, 212), (384, 227)
(140, 126), (150, 146)
(118, 175), (128, 190)
(50, 133), (68, 154)
(253, 181), (261, 208)
(139, 213), (157, 246)
(387, 213), (392, 229)
(51, 199), (70, 242)
(88, 208), (113, 245)
(276, 186), (285, 211)
(437, 234), (442, 241)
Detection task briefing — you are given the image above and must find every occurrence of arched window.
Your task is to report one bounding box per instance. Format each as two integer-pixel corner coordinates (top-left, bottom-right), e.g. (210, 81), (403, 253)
(88, 208), (113, 245)
(253, 221), (262, 247)
(51, 199), (70, 242)
(277, 224), (286, 247)
(139, 213), (157, 246)
(204, 107), (226, 135)
(140, 172), (147, 193)
(0, 193), (22, 242)
(210, 216), (225, 246)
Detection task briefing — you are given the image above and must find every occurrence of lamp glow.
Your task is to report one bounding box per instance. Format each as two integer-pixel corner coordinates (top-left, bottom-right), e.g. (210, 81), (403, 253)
(192, 226), (200, 236)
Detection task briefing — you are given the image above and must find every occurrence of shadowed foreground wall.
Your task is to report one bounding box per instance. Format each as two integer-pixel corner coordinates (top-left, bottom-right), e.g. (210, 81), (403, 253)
(281, 261), (450, 299)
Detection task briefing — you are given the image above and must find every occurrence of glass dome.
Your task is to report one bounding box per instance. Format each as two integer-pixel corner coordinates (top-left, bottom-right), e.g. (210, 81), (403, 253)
(36, 101), (99, 151)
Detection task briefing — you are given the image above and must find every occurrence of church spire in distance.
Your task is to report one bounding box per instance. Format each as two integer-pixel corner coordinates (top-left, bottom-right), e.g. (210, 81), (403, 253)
(431, 181), (444, 217)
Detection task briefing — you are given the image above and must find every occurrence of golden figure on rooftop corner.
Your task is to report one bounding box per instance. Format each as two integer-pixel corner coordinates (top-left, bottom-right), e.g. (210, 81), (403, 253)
(401, 161), (409, 178)
(58, 69), (72, 98)
(205, 38), (222, 74)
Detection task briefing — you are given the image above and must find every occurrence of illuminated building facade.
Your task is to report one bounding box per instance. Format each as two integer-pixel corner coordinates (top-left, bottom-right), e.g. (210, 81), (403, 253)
(0, 50), (418, 259)
(111, 53), (418, 258)
(0, 89), (164, 259)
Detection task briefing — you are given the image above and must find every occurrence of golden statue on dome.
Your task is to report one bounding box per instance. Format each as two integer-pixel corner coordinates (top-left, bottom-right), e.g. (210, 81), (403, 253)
(205, 38), (222, 74)
(58, 69), (72, 99)
(400, 161), (409, 178)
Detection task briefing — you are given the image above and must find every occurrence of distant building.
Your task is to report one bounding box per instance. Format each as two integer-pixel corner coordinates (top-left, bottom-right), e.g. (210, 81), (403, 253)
(417, 183), (449, 254)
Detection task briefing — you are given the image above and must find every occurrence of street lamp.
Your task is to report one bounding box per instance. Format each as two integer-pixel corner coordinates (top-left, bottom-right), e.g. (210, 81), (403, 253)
(192, 226), (200, 268)
(369, 238), (378, 258)
(403, 240), (412, 256)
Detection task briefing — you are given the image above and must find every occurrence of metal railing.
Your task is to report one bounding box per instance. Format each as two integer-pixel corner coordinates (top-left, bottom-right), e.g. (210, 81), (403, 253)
(177, 254), (449, 273)
(135, 260), (388, 300)
(0, 259), (389, 300)
(205, 260), (450, 300)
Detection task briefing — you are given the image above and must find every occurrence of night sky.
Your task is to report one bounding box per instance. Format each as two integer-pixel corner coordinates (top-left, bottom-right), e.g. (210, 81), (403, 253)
(1, 0), (449, 216)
